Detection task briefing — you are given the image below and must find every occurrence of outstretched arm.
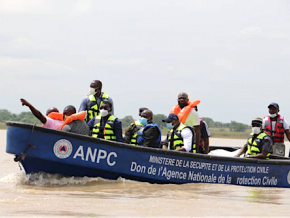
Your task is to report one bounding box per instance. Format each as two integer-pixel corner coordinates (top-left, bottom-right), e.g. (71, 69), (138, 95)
(20, 98), (47, 124)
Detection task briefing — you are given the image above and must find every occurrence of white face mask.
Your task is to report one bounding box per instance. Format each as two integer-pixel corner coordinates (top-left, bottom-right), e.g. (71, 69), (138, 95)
(269, 113), (277, 118)
(89, 88), (96, 95)
(252, 127), (261, 134)
(100, 109), (109, 117)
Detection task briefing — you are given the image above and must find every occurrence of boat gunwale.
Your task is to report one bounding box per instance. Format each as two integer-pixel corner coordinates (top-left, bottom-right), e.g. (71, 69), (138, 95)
(6, 121), (290, 166)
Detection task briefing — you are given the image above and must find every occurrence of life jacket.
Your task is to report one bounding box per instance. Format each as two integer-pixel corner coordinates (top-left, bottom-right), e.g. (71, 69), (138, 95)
(91, 115), (118, 141)
(42, 112), (63, 127)
(246, 132), (270, 159)
(87, 92), (109, 122)
(167, 123), (195, 152)
(170, 100), (201, 124)
(60, 111), (86, 130)
(130, 120), (143, 145)
(137, 123), (161, 148)
(263, 115), (285, 143)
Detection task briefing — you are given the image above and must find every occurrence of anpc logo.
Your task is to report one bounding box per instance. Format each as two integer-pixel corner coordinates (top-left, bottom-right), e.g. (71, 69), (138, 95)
(53, 139), (73, 159)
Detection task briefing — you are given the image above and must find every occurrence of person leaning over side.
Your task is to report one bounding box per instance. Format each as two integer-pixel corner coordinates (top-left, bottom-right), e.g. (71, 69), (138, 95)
(170, 92), (201, 152)
(87, 101), (123, 142)
(235, 117), (273, 159)
(60, 105), (90, 135)
(262, 102), (290, 156)
(137, 109), (161, 148)
(79, 80), (114, 122)
(162, 113), (195, 152)
(20, 98), (63, 130)
(124, 107), (148, 145)
(194, 106), (211, 154)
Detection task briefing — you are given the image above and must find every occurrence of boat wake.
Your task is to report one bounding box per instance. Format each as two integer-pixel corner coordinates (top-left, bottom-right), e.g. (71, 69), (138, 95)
(0, 172), (125, 187)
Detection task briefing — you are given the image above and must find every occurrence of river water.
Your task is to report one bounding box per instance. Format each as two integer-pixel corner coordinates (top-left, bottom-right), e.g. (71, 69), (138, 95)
(1, 130), (290, 217)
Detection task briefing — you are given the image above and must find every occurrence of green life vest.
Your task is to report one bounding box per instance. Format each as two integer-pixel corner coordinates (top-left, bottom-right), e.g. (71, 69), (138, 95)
(247, 132), (270, 159)
(87, 93), (109, 122)
(91, 115), (117, 141)
(167, 123), (195, 152)
(130, 120), (143, 145)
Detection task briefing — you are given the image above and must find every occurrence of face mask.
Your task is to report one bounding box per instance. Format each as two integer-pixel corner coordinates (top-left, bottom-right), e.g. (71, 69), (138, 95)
(269, 113), (277, 118)
(139, 117), (148, 126)
(166, 122), (174, 129)
(100, 109), (109, 117)
(178, 102), (188, 108)
(89, 88), (96, 95)
(252, 127), (261, 134)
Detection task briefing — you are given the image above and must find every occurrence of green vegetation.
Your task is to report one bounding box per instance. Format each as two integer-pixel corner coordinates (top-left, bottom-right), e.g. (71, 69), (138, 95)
(0, 109), (251, 139)
(0, 109), (40, 129)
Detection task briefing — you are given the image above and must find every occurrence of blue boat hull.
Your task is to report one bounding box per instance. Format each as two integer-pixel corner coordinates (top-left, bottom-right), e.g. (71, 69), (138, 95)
(6, 122), (290, 187)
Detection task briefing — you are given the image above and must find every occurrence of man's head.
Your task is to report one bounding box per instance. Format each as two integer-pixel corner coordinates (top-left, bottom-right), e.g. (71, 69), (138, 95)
(177, 92), (189, 108)
(162, 113), (180, 129)
(46, 107), (59, 116)
(139, 107), (149, 116)
(90, 80), (102, 96)
(251, 117), (263, 134)
(140, 109), (153, 124)
(100, 100), (112, 117)
(63, 105), (76, 119)
(268, 102), (279, 117)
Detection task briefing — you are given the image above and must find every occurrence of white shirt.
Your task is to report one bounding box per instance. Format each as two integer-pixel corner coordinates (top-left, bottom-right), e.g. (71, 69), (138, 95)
(180, 127), (193, 152)
(184, 109), (200, 127)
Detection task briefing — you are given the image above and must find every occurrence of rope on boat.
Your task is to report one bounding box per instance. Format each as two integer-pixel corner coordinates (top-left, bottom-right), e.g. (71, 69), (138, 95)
(14, 124), (36, 162)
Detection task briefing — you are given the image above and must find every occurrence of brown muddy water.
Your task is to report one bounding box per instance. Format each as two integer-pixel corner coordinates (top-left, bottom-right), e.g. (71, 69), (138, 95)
(1, 130), (290, 217)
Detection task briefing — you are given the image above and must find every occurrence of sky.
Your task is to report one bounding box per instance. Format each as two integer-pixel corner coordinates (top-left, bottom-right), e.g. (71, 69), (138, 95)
(0, 0), (290, 124)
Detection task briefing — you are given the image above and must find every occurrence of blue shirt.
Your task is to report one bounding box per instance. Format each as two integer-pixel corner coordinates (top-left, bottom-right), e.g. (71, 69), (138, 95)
(87, 115), (123, 142)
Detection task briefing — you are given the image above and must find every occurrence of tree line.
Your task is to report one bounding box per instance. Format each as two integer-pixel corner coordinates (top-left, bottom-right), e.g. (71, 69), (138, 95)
(0, 109), (250, 132)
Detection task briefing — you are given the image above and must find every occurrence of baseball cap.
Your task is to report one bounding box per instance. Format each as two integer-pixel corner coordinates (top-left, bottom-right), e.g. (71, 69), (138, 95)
(268, 102), (279, 109)
(162, 113), (179, 122)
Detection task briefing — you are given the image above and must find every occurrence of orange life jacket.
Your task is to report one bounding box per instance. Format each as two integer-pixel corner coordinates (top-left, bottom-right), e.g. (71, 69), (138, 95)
(263, 115), (285, 143)
(42, 112), (63, 127)
(170, 100), (201, 124)
(60, 111), (87, 130)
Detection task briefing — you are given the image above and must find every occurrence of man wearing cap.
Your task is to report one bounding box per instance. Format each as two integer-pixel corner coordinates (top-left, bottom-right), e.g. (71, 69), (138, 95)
(136, 109), (161, 148)
(235, 117), (273, 159)
(124, 107), (149, 145)
(170, 92), (201, 151)
(262, 102), (290, 145)
(162, 113), (195, 152)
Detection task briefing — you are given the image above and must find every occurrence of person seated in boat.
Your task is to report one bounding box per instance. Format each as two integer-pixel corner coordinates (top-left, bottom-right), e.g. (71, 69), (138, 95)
(162, 113), (195, 152)
(235, 117), (273, 159)
(194, 106), (211, 154)
(60, 105), (90, 135)
(79, 80), (114, 123)
(124, 107), (148, 145)
(136, 109), (161, 148)
(87, 101), (123, 142)
(170, 92), (201, 150)
(20, 98), (63, 130)
(262, 102), (290, 156)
